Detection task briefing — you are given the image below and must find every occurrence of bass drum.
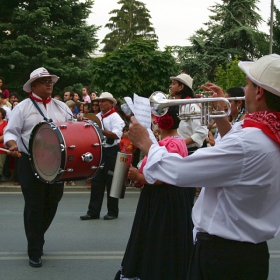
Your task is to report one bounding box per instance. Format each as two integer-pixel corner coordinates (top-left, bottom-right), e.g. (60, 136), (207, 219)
(29, 120), (104, 183)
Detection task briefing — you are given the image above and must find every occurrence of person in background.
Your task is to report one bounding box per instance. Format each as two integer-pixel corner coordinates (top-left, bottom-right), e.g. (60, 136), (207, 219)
(115, 106), (194, 280)
(9, 101), (20, 185)
(4, 67), (72, 268)
(0, 108), (8, 181)
(90, 91), (98, 101)
(119, 126), (136, 155)
(9, 92), (20, 104)
(207, 87), (246, 146)
(0, 93), (11, 121)
(63, 90), (74, 102)
(0, 77), (10, 104)
(64, 90), (79, 116)
(76, 102), (84, 121)
(83, 103), (92, 115)
(81, 86), (91, 104)
(65, 100), (77, 118)
(127, 54), (280, 280)
(92, 100), (100, 115)
(73, 92), (82, 103)
(80, 92), (125, 221)
(114, 99), (131, 125)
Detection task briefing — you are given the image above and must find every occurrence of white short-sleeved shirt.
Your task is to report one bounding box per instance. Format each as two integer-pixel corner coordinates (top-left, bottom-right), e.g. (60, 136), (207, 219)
(97, 112), (125, 148)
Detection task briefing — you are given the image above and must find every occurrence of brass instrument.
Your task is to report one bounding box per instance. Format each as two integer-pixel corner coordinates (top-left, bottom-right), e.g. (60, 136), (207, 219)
(150, 91), (245, 126)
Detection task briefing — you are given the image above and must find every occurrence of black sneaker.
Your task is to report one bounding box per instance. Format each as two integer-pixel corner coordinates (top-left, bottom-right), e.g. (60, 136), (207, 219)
(29, 257), (42, 267)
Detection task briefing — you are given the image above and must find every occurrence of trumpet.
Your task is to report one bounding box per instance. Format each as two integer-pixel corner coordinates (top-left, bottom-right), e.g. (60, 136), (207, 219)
(150, 91), (245, 126)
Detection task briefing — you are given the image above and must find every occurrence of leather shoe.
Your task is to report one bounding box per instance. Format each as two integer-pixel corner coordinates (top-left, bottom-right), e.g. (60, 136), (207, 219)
(104, 214), (118, 220)
(29, 257), (42, 268)
(80, 214), (99, 220)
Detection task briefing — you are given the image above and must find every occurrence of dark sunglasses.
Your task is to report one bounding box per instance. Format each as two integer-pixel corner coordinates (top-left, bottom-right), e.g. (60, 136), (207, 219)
(37, 80), (55, 85)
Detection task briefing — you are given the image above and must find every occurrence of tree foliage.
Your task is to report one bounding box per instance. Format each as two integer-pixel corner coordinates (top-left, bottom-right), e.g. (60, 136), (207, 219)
(214, 56), (246, 91)
(0, 0), (99, 95)
(171, 0), (269, 91)
(272, 5), (280, 54)
(91, 40), (178, 98)
(101, 0), (158, 53)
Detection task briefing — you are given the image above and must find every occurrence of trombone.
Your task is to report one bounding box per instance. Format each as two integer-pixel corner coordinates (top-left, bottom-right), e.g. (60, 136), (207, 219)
(150, 91), (245, 126)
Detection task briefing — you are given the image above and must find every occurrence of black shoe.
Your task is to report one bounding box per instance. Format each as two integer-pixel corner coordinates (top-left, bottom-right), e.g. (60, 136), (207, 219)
(80, 214), (99, 220)
(104, 214), (118, 220)
(29, 257), (42, 268)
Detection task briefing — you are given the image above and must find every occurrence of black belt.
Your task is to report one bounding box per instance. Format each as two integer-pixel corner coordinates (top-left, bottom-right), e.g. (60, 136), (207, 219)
(196, 232), (258, 246)
(196, 232), (231, 242)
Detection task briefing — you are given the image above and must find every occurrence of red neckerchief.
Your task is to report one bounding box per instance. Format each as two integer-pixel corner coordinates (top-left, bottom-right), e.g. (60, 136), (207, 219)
(101, 108), (116, 119)
(29, 92), (52, 104)
(242, 111), (280, 144)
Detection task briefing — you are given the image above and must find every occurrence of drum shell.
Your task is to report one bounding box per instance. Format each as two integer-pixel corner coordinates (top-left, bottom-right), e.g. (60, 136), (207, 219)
(110, 152), (133, 199)
(29, 120), (104, 183)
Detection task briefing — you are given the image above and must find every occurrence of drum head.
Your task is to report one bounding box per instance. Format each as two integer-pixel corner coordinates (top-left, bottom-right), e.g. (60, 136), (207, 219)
(30, 123), (64, 182)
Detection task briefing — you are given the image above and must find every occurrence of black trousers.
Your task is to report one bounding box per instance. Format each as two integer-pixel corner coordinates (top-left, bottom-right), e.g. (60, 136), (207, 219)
(88, 145), (119, 217)
(187, 232), (269, 280)
(18, 153), (64, 259)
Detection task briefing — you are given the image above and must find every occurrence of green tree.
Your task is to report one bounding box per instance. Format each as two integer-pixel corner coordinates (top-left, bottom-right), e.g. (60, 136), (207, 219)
(172, 0), (268, 91)
(272, 6), (280, 54)
(214, 56), (246, 91)
(91, 40), (178, 98)
(0, 0), (99, 95)
(101, 0), (158, 53)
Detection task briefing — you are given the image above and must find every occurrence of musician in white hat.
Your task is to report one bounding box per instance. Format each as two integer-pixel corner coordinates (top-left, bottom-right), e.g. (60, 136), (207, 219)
(4, 67), (72, 268)
(80, 92), (125, 221)
(169, 73), (208, 155)
(127, 54), (280, 279)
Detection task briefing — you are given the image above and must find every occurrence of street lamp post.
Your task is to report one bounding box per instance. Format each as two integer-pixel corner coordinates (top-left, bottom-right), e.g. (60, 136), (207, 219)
(269, 0), (274, 54)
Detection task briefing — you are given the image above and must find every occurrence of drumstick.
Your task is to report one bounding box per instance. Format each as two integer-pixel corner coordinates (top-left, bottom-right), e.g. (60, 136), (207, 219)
(0, 148), (21, 157)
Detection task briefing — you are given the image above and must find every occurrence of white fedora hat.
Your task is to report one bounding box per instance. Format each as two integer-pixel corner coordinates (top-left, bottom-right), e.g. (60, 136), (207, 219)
(238, 54), (280, 97)
(23, 67), (59, 92)
(170, 73), (194, 92)
(97, 92), (117, 105)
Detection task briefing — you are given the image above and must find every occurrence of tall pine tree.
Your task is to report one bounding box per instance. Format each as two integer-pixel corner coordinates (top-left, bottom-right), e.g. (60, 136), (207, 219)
(0, 0), (99, 94)
(172, 0), (269, 90)
(101, 0), (158, 53)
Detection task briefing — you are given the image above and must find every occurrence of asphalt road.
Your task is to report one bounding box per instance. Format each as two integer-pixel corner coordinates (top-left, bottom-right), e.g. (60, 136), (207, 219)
(0, 189), (279, 280)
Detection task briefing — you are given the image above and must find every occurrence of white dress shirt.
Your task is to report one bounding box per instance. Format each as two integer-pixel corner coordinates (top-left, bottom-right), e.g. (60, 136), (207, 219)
(144, 121), (280, 243)
(4, 95), (72, 154)
(97, 112), (125, 148)
(177, 104), (208, 148)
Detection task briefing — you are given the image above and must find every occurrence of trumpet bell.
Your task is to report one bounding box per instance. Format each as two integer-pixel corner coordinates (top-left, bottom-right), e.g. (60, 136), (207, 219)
(149, 91), (168, 117)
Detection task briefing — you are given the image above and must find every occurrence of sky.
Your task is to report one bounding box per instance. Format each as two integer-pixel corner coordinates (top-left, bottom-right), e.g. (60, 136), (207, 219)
(88, 0), (277, 52)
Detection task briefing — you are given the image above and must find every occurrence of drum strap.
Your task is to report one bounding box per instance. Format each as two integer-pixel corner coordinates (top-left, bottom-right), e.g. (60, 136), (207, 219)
(20, 98), (54, 154)
(21, 137), (29, 154)
(30, 98), (53, 123)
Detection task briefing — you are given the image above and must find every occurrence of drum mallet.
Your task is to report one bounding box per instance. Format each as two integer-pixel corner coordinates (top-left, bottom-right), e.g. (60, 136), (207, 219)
(0, 148), (21, 157)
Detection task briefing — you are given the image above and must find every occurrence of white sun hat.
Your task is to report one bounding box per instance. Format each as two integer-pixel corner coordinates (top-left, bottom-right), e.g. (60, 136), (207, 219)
(170, 73), (194, 92)
(238, 54), (280, 97)
(23, 67), (59, 92)
(97, 92), (117, 106)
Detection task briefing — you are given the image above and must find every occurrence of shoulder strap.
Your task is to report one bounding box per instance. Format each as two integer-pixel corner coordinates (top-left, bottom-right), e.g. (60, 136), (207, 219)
(29, 98), (53, 122)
